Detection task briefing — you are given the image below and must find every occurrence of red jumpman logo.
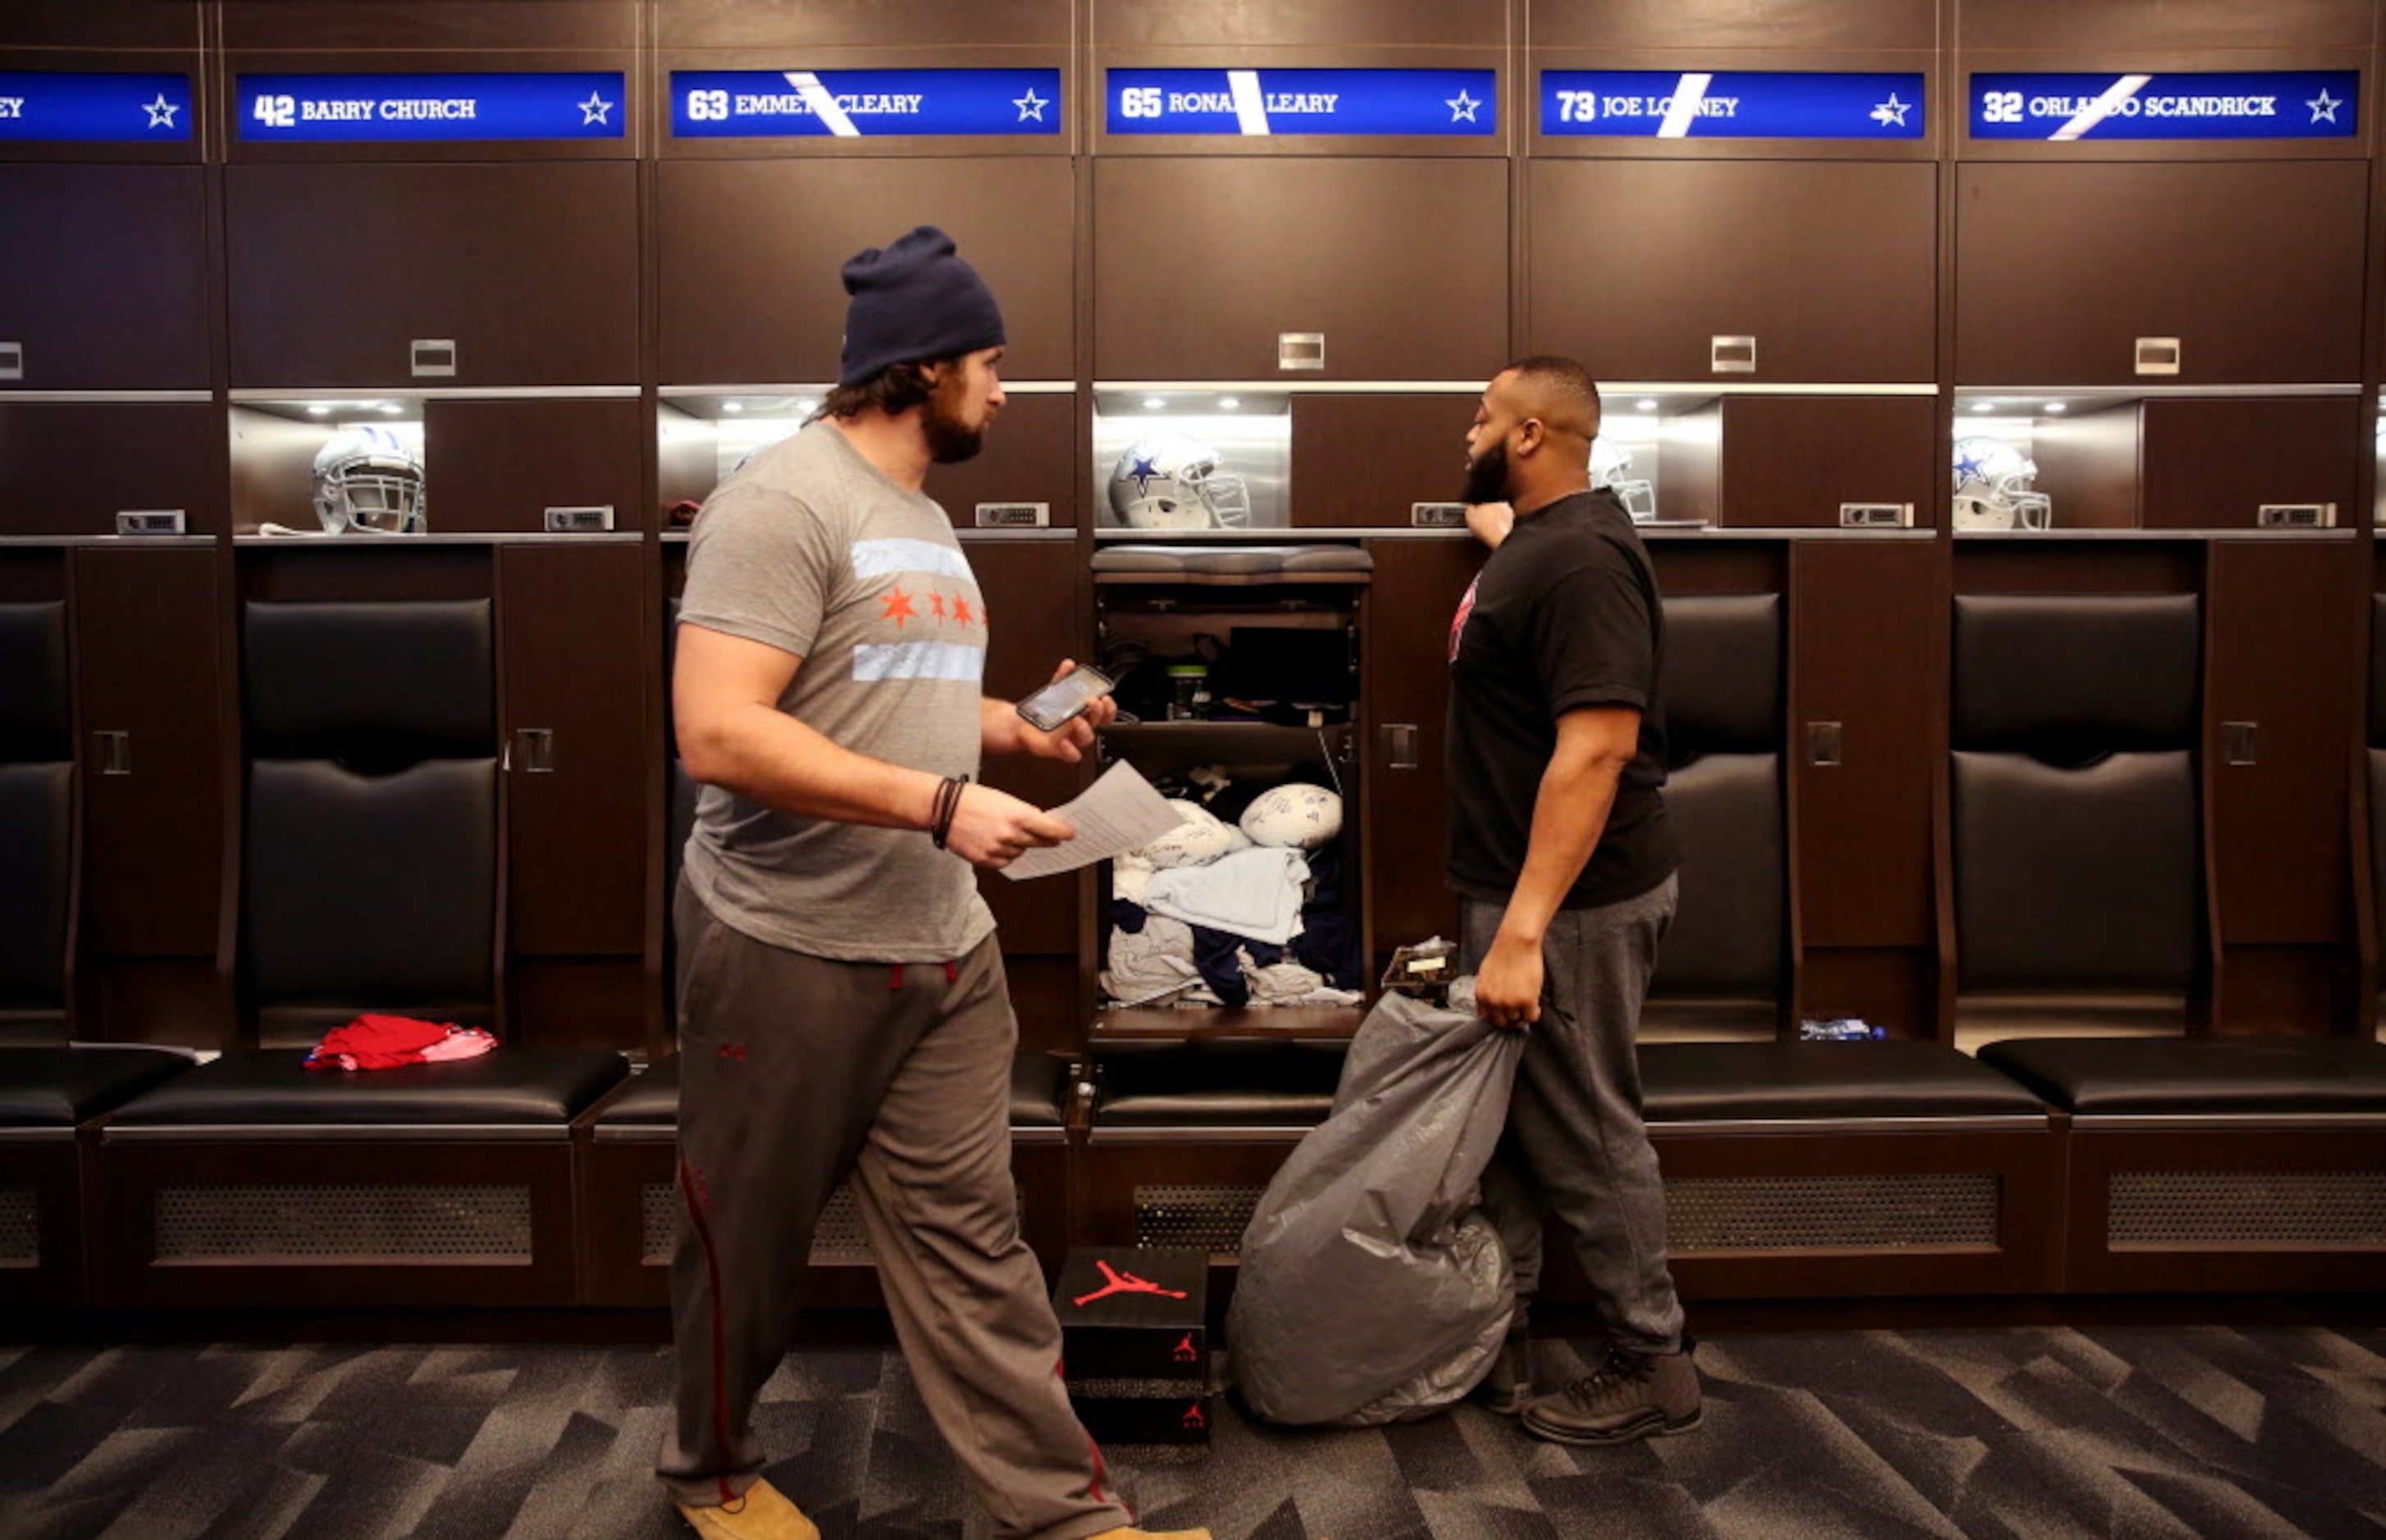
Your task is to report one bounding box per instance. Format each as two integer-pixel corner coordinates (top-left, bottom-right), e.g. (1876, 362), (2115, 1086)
(1072, 1259), (1189, 1307)
(1172, 1333), (1198, 1362)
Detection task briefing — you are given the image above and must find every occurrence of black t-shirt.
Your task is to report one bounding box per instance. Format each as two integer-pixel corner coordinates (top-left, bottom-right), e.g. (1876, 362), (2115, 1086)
(1444, 487), (1678, 909)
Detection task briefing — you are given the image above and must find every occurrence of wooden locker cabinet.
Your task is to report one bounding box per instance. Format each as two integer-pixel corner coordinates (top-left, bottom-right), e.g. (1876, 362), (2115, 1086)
(0, 402), (230, 539)
(1529, 160), (1937, 384)
(69, 544), (226, 959)
(925, 394), (1080, 531)
(499, 541), (648, 957)
(1093, 158), (1508, 381)
(969, 538), (1084, 955)
(1291, 395), (1475, 527)
(1718, 396), (1937, 529)
(2206, 539), (2358, 945)
(1095, 0), (1502, 46)
(2139, 397), (2361, 532)
(226, 162), (640, 388)
(1363, 536), (1478, 955)
(1955, 161), (2367, 387)
(657, 158), (1074, 385)
(0, 166), (211, 391)
(219, 1), (638, 49)
(661, 0), (1066, 47)
(423, 399), (646, 536)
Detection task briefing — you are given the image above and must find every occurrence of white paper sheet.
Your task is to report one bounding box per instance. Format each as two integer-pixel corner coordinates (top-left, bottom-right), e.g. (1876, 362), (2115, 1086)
(1001, 760), (1185, 882)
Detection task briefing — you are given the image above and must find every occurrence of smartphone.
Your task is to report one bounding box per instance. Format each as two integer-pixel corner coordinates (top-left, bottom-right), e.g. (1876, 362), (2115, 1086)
(1016, 666), (1118, 734)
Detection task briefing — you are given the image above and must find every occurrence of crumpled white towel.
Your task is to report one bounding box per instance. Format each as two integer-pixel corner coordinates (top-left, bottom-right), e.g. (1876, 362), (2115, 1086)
(1102, 913), (1203, 1006)
(1147, 847), (1310, 946)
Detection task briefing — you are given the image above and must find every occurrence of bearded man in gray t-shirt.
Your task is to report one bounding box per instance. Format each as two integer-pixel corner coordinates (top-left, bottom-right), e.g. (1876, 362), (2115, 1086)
(660, 226), (1208, 1540)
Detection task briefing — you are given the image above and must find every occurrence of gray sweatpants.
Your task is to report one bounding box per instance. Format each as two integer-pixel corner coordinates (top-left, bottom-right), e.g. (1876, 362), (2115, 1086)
(659, 880), (1132, 1540)
(1461, 875), (1686, 1354)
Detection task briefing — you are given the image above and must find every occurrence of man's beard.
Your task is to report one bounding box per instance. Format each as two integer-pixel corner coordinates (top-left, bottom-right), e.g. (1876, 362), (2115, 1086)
(1461, 440), (1510, 506)
(924, 390), (988, 464)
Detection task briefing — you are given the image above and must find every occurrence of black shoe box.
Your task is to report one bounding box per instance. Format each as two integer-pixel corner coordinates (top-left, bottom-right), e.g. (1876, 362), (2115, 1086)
(1072, 1387), (1216, 1446)
(1052, 1246), (1208, 1383)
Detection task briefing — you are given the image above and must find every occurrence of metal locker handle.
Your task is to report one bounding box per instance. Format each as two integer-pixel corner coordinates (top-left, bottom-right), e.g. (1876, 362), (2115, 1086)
(509, 728), (556, 773)
(1807, 722), (1844, 767)
(410, 338), (458, 377)
(0, 341), (21, 381)
(94, 731), (132, 776)
(2222, 722), (2257, 766)
(1710, 335), (1757, 374)
(2134, 336), (2181, 376)
(1278, 332), (1325, 371)
(1385, 723), (1419, 769)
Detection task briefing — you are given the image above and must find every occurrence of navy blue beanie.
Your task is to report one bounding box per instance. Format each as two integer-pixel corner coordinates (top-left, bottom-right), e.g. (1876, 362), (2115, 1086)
(837, 226), (1007, 388)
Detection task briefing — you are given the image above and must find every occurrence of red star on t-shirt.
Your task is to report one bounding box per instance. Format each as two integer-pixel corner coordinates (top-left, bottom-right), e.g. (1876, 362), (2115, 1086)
(880, 585), (919, 629)
(928, 591), (947, 621)
(951, 595), (974, 626)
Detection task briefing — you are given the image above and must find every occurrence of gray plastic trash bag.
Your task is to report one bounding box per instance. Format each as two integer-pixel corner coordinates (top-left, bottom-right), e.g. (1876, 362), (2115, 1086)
(1227, 981), (1523, 1425)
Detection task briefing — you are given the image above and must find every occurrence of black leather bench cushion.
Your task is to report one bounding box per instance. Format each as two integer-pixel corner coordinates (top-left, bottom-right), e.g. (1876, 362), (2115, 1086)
(1954, 593), (2199, 750)
(1093, 1039), (1348, 1128)
(0, 600), (69, 760)
(107, 1048), (626, 1128)
(595, 1050), (1072, 1129)
(1977, 1037), (2386, 1117)
(0, 1047), (196, 1128)
(1639, 1041), (2048, 1122)
(0, 763), (72, 1008)
(1663, 593), (1781, 760)
(246, 599), (493, 758)
(1652, 753), (1783, 998)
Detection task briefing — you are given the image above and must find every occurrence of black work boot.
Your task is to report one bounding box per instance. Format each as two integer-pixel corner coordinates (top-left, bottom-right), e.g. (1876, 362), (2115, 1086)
(1521, 1337), (1701, 1446)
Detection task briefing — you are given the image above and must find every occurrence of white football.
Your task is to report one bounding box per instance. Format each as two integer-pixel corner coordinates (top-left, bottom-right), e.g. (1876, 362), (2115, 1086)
(1131, 800), (1238, 868)
(1240, 784), (1343, 850)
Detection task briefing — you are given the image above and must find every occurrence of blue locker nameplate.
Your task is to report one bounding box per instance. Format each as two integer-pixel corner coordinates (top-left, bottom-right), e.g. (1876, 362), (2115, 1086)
(1106, 68), (1495, 136)
(669, 70), (1061, 138)
(1540, 71), (1924, 139)
(1969, 71), (2358, 140)
(0, 72), (193, 142)
(237, 73), (626, 142)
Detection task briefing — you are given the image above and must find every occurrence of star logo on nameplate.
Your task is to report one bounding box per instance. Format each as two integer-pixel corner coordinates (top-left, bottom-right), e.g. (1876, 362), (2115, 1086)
(580, 91), (614, 126)
(1871, 93), (1911, 129)
(1014, 86), (1049, 123)
(2307, 87), (2343, 125)
(1126, 453), (1161, 496)
(1447, 89), (1482, 124)
(142, 93), (180, 130)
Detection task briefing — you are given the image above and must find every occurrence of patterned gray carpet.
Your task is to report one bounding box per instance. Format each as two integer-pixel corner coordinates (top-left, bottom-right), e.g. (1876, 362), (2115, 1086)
(0, 1326), (2381, 1538)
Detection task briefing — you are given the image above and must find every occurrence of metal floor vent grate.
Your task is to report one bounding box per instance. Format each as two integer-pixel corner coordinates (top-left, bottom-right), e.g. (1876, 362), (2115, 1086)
(640, 1182), (1023, 1266)
(155, 1184), (532, 1264)
(1135, 1184), (1266, 1254)
(0, 1187), (36, 1267)
(1665, 1173), (2000, 1251)
(2110, 1170), (2386, 1249)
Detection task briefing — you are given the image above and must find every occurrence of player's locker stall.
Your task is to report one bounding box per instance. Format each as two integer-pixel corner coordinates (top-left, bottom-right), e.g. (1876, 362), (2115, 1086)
(1524, 0), (1941, 532)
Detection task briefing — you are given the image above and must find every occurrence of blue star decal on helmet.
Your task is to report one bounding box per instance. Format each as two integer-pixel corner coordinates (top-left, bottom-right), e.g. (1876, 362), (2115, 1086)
(1954, 448), (1987, 482)
(1126, 453), (1162, 495)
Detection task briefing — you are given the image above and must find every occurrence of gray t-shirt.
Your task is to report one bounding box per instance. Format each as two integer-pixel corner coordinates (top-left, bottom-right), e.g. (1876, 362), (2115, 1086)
(677, 421), (994, 962)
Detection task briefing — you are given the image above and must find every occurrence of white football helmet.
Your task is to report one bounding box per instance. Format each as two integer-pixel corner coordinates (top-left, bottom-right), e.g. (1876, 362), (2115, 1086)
(312, 424), (426, 535)
(1590, 435), (1658, 522)
(1952, 435), (2051, 532)
(1109, 435), (1251, 530)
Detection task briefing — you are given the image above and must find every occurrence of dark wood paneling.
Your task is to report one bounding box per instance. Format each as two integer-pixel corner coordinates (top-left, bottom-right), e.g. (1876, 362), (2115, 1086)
(1095, 0), (1503, 45)
(0, 166), (209, 390)
(0, 403), (229, 539)
(1955, 162), (2368, 386)
(510, 955), (647, 1050)
(2206, 539), (2358, 945)
(1532, 0), (1938, 50)
(0, 3), (201, 48)
(2142, 398), (2361, 532)
(925, 395), (1080, 530)
(661, 0), (1069, 47)
(500, 542), (649, 956)
(1952, 543), (2201, 595)
(1364, 538), (1480, 954)
(1006, 954), (1081, 1055)
(1094, 159), (1508, 381)
(71, 546), (225, 959)
(84, 957), (231, 1050)
(1721, 397), (1937, 529)
(0, 1144), (83, 1309)
(221, 2), (638, 49)
(2029, 403), (2142, 531)
(1292, 397), (1474, 527)
(2211, 945), (2353, 1035)
(240, 544), (493, 604)
(658, 159), (1074, 385)
(1797, 947), (1937, 1040)
(1530, 161), (1936, 384)
(1958, 0), (2374, 51)
(426, 399), (648, 536)
(969, 540), (1084, 954)
(1791, 540), (1940, 948)
(1648, 540), (1786, 595)
(227, 162), (640, 387)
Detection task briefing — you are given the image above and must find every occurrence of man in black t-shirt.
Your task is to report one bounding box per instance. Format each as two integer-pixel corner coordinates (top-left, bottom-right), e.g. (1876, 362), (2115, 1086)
(1447, 356), (1698, 1447)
